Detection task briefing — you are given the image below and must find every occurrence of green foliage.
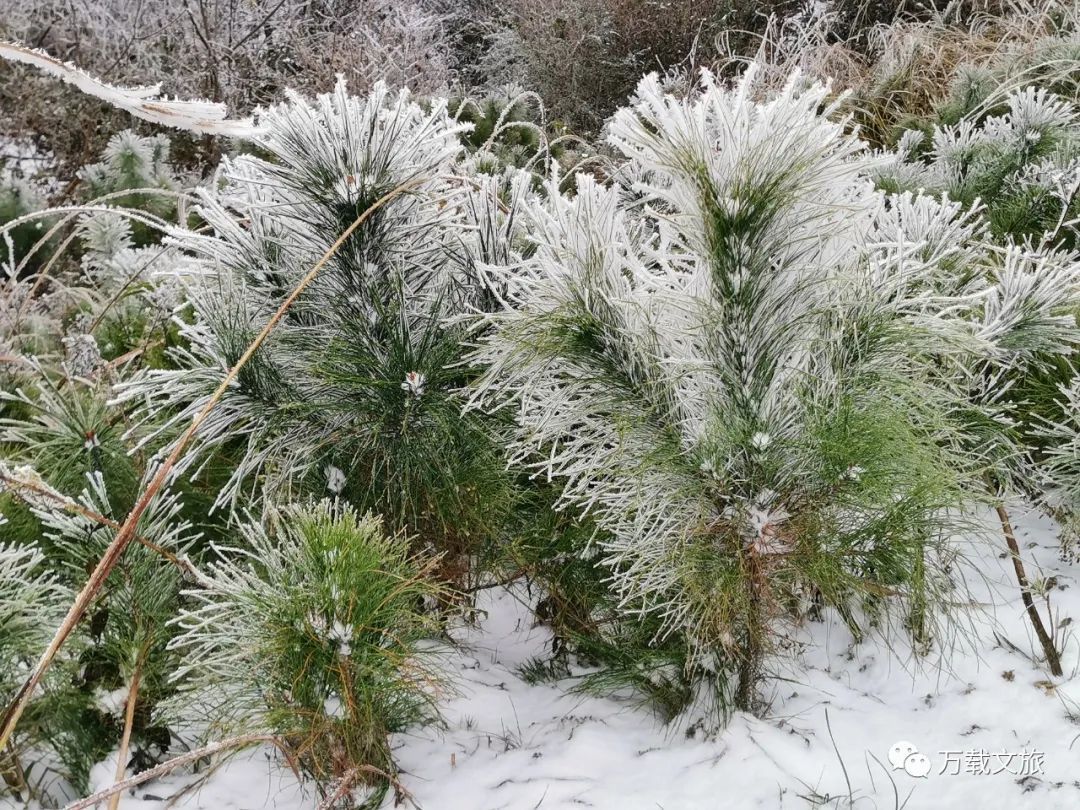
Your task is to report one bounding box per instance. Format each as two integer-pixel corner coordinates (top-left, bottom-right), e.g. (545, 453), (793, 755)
(2, 376), (140, 516)
(171, 500), (443, 807)
(0, 178), (57, 276)
(453, 87), (547, 165)
(0, 539), (68, 799)
(0, 365), (223, 798)
(881, 85), (1080, 250)
(37, 480), (195, 792)
(79, 132), (178, 241)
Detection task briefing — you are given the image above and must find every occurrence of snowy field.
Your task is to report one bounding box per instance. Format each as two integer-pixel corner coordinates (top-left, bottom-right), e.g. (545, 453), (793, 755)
(61, 503), (1080, 810)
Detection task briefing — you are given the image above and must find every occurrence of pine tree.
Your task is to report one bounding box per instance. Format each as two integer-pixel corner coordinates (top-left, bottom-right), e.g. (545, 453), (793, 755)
(169, 500), (442, 808)
(0, 537), (68, 801)
(880, 84), (1080, 250)
(114, 80), (534, 574)
(467, 69), (1064, 722)
(79, 131), (180, 242)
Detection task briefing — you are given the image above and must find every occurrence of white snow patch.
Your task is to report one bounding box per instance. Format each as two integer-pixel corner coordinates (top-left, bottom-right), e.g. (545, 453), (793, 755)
(76, 504), (1080, 809)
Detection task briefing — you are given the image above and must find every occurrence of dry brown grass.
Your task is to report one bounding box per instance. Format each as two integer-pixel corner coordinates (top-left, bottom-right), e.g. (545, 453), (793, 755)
(712, 0), (1076, 147)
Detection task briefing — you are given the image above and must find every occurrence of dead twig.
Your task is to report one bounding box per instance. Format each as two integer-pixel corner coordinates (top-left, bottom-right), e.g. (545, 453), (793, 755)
(62, 734), (278, 810)
(107, 664), (143, 810)
(993, 497), (1063, 677)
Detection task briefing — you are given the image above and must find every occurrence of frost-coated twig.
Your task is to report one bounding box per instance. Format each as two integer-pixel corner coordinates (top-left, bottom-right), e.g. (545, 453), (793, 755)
(0, 468), (196, 578)
(0, 175), (429, 752)
(0, 42), (256, 137)
(61, 734), (278, 810)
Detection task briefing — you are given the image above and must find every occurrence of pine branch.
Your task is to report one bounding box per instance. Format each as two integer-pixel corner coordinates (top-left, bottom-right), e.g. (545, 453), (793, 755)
(0, 175), (429, 753)
(0, 468), (196, 578)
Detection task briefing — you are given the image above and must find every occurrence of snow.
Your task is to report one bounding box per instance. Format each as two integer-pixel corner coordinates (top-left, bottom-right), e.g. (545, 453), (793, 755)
(68, 503), (1080, 809)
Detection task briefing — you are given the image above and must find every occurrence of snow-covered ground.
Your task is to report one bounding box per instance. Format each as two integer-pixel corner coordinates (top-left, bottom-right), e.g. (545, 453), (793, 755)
(64, 504), (1080, 809)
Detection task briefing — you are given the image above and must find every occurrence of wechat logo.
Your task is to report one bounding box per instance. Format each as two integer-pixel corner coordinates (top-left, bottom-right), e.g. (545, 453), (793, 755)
(888, 741), (931, 778)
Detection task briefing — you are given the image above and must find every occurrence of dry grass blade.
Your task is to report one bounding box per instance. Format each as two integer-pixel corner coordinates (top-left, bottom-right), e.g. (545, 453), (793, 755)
(107, 666), (142, 810)
(61, 734), (278, 810)
(0, 174), (430, 751)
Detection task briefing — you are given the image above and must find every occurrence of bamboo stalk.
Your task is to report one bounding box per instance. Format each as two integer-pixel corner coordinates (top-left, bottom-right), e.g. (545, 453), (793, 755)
(0, 176), (428, 752)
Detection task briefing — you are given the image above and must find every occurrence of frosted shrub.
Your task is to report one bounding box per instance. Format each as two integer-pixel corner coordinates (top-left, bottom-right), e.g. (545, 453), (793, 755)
(170, 501), (442, 808)
(115, 80), (532, 571)
(1, 130), (189, 394)
(882, 80), (1080, 583)
(0, 309), (215, 798)
(468, 69), (1035, 721)
(880, 84), (1080, 249)
(0, 177), (55, 277)
(0, 541), (68, 800)
(0, 0), (466, 174)
(31, 479), (197, 793)
(78, 131), (180, 240)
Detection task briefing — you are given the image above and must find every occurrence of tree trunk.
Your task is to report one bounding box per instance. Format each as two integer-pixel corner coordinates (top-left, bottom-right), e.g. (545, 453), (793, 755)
(994, 501), (1063, 677)
(735, 547), (764, 712)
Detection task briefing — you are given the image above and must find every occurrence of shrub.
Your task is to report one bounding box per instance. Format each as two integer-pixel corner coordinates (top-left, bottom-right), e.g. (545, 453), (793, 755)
(115, 79), (531, 572)
(467, 69), (1066, 722)
(487, 0), (788, 135)
(879, 79), (1080, 579)
(170, 500), (442, 807)
(880, 85), (1080, 250)
(0, 538), (68, 801)
(0, 224), (224, 799)
(78, 132), (180, 236)
(32, 480), (197, 795)
(0, 368), (203, 798)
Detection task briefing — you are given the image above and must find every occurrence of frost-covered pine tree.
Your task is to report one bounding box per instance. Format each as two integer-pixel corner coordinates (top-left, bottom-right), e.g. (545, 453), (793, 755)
(0, 455), (199, 798)
(33, 477), (198, 793)
(79, 131), (180, 240)
(468, 68), (1061, 721)
(882, 80), (1080, 633)
(115, 80), (534, 571)
(881, 83), (1080, 250)
(0, 329), (208, 797)
(0, 538), (68, 800)
(169, 500), (442, 808)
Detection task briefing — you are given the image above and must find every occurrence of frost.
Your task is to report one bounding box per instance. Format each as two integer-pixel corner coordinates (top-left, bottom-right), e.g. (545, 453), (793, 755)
(0, 462), (74, 510)
(62, 333), (103, 379)
(329, 620), (354, 657)
(325, 465), (347, 495)
(401, 371), (426, 397)
(0, 42), (257, 137)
